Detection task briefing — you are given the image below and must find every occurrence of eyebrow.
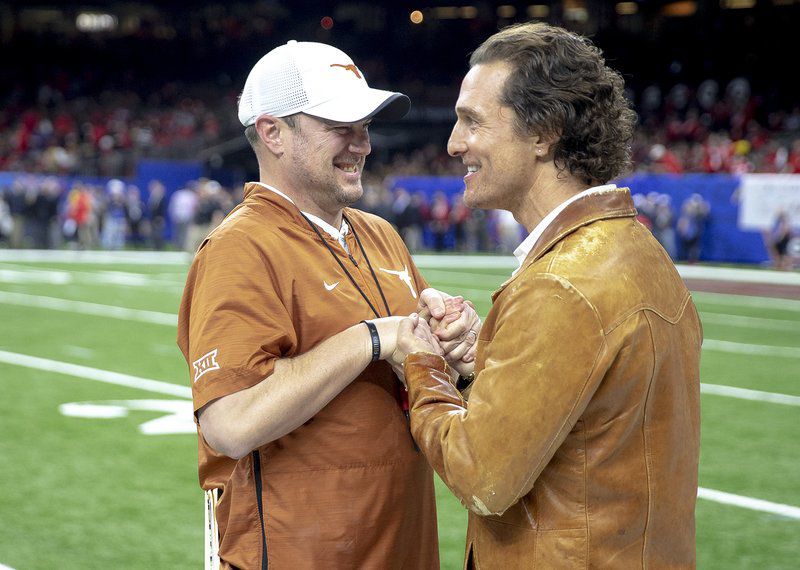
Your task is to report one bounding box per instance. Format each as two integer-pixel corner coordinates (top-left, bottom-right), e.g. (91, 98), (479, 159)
(455, 105), (478, 119)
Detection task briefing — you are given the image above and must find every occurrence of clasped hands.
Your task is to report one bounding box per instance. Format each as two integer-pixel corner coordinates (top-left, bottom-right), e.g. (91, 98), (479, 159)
(369, 288), (481, 379)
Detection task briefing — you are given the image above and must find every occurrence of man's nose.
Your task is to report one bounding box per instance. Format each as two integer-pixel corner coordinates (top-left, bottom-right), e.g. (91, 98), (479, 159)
(349, 129), (371, 156)
(447, 124), (466, 157)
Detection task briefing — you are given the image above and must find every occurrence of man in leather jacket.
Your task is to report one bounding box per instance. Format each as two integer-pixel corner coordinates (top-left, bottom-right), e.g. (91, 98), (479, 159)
(393, 22), (702, 569)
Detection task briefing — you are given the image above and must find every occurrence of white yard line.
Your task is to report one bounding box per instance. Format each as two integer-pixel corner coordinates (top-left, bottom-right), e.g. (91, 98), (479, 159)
(701, 383), (800, 406)
(0, 350), (191, 398)
(0, 291), (177, 326)
(700, 312), (800, 332)
(0, 250), (191, 265)
(692, 291), (800, 312)
(703, 339), (800, 359)
(678, 265), (800, 286)
(0, 266), (184, 289)
(2, 250), (797, 285)
(698, 487), (800, 520)
(2, 348), (797, 520)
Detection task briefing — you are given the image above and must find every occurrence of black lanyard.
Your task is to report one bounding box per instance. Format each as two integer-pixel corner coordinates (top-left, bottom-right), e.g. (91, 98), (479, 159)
(300, 212), (392, 318)
(301, 211), (418, 451)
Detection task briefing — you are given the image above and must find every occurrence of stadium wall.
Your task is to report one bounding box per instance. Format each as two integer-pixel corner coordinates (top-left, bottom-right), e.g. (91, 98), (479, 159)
(389, 173), (780, 265)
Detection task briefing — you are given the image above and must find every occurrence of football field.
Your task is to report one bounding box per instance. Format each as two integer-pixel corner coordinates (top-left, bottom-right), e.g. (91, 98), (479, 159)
(0, 251), (798, 569)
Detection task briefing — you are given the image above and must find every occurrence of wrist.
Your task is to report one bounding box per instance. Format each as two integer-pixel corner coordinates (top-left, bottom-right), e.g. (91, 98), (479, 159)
(361, 320), (381, 362)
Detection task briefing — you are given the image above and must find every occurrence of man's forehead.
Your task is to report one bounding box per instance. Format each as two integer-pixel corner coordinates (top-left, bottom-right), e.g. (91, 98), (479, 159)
(456, 62), (512, 114)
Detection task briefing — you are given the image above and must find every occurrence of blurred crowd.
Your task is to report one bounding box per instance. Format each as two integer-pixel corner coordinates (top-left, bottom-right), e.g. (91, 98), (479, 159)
(0, 175), (237, 252)
(0, 83), (230, 177)
(3, 74), (800, 179)
(1, 74), (798, 264)
(2, 173), (797, 270)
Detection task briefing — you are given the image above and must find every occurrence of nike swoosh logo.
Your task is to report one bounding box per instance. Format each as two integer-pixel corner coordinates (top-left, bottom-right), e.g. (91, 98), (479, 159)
(324, 281), (339, 291)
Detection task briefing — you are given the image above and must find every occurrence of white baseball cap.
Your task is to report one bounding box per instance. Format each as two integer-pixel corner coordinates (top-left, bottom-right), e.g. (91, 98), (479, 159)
(238, 40), (410, 127)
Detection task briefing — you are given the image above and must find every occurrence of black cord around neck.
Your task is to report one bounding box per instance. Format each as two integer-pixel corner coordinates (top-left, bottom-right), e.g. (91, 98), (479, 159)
(299, 212), (391, 319)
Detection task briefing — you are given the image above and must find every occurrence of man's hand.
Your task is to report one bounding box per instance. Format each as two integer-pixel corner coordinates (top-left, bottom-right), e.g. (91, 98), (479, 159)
(370, 315), (441, 362)
(417, 288), (482, 376)
(391, 313), (439, 366)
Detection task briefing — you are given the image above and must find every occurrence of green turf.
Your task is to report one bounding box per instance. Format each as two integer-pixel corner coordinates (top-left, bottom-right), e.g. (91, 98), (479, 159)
(1, 258), (798, 569)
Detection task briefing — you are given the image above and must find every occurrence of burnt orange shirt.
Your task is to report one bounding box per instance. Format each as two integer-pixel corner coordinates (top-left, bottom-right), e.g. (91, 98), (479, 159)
(177, 183), (439, 569)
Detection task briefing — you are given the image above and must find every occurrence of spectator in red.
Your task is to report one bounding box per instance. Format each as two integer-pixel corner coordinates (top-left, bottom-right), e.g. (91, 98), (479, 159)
(450, 192), (471, 252)
(64, 182), (93, 249)
(428, 190), (451, 251)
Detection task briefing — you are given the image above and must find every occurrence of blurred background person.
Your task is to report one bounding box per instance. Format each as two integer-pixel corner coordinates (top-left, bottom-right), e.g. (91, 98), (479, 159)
(429, 190), (451, 251)
(766, 211), (794, 270)
(101, 179), (128, 250)
(677, 193), (710, 263)
(146, 180), (168, 250)
(168, 181), (197, 251)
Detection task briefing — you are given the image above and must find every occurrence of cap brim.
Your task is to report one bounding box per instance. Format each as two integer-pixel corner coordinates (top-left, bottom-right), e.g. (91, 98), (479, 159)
(303, 88), (410, 123)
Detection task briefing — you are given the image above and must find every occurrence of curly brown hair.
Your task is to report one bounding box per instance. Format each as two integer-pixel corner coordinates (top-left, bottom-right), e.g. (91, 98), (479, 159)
(470, 22), (636, 184)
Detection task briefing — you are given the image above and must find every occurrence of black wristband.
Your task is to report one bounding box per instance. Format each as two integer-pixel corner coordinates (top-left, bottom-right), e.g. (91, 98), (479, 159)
(362, 320), (381, 361)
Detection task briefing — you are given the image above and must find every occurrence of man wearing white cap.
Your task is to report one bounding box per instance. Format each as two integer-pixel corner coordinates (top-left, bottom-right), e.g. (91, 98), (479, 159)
(178, 40), (480, 569)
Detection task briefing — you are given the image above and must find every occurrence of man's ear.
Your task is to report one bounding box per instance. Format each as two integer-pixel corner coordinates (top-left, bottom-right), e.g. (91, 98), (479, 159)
(255, 115), (286, 157)
(532, 133), (558, 158)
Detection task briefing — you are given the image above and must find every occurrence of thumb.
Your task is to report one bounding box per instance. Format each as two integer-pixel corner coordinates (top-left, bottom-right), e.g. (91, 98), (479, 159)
(398, 315), (416, 336)
(420, 288), (446, 319)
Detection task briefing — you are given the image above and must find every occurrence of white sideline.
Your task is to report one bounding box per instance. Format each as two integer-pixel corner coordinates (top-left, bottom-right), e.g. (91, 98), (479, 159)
(0, 291), (177, 326)
(691, 291), (800, 311)
(703, 339), (800, 359)
(2, 349), (798, 521)
(677, 265), (800, 286)
(1, 563), (17, 570)
(2, 250), (799, 286)
(697, 487), (800, 520)
(700, 312), (800, 332)
(0, 249), (191, 265)
(0, 350), (191, 398)
(701, 383), (800, 406)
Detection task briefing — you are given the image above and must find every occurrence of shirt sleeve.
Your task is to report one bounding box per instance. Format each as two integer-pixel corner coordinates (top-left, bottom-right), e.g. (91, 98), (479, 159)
(178, 229), (297, 413)
(404, 272), (608, 516)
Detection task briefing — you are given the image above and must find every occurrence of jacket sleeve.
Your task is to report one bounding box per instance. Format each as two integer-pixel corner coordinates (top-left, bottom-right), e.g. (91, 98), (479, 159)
(405, 273), (608, 516)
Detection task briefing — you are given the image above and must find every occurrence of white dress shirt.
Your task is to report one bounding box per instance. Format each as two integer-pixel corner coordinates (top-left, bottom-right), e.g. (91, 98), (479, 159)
(512, 184), (617, 275)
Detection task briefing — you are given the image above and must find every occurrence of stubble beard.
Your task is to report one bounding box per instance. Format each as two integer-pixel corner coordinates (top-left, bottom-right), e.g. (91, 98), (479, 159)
(291, 134), (364, 211)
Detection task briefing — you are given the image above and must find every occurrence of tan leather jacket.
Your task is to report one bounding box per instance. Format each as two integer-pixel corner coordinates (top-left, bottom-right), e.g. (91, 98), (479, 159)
(405, 188), (702, 568)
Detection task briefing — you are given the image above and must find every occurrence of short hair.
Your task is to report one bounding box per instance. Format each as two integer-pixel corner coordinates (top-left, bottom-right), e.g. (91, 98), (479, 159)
(244, 114), (299, 151)
(470, 22), (636, 184)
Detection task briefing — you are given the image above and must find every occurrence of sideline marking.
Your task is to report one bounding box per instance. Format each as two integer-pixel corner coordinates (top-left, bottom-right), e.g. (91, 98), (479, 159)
(3, 349), (798, 520)
(703, 339), (800, 359)
(693, 291), (800, 312)
(0, 291), (177, 326)
(678, 264), (800, 286)
(0, 350), (191, 398)
(698, 487), (800, 520)
(700, 312), (800, 332)
(701, 383), (800, 406)
(59, 399), (195, 435)
(0, 249), (191, 265)
(0, 266), (184, 289)
(1, 564), (17, 570)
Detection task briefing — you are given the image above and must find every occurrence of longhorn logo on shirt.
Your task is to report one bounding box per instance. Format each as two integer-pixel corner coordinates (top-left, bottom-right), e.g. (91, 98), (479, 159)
(379, 265), (417, 299)
(193, 349), (220, 382)
(330, 63), (362, 79)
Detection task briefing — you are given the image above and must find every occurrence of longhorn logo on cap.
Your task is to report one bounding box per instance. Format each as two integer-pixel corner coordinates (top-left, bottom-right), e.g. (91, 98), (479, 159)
(330, 63), (362, 79)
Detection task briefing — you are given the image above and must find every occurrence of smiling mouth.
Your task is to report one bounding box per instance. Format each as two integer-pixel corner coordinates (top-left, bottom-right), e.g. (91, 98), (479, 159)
(334, 162), (359, 174)
(465, 165), (481, 176)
